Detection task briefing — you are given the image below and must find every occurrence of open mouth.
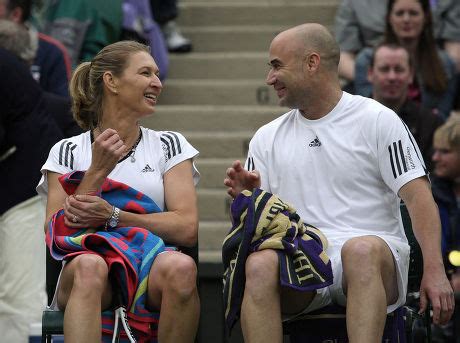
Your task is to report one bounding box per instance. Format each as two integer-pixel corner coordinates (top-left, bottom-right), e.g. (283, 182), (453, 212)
(144, 93), (157, 105)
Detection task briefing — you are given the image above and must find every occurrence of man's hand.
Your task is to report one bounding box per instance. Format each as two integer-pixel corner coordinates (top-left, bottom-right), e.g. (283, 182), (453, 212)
(419, 267), (455, 325)
(224, 160), (261, 198)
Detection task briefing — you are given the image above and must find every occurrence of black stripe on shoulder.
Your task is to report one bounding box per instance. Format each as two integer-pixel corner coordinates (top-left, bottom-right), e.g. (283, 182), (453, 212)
(397, 117), (427, 174)
(166, 131), (182, 154)
(160, 136), (172, 160)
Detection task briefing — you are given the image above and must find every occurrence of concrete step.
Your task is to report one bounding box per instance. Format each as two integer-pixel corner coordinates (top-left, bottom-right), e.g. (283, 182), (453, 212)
(198, 220), (230, 251)
(141, 105), (283, 132)
(178, 2), (339, 27)
(195, 157), (234, 189)
(198, 188), (232, 221)
(168, 52), (268, 79)
(159, 79), (279, 106)
(185, 131), (253, 158)
(181, 24), (335, 52)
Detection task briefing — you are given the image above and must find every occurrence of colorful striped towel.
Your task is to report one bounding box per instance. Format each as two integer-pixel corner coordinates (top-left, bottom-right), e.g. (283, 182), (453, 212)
(46, 171), (165, 342)
(222, 189), (333, 334)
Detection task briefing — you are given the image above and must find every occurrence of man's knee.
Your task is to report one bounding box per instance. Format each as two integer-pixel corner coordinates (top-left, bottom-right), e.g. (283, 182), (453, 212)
(245, 250), (279, 292)
(342, 238), (387, 274)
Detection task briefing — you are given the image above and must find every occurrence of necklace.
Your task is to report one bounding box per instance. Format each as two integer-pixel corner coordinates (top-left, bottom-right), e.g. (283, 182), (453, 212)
(126, 128), (142, 163)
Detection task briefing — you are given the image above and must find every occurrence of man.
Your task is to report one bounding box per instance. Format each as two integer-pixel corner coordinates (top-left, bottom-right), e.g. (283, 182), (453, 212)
(368, 42), (444, 171)
(224, 23), (454, 342)
(0, 0), (71, 97)
(0, 47), (63, 342)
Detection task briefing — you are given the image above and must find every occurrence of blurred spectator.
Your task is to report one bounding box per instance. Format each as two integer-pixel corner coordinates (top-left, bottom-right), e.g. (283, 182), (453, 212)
(40, 0), (123, 67)
(121, 0), (169, 80)
(354, 0), (457, 119)
(0, 0), (71, 97)
(150, 0), (192, 53)
(335, 0), (460, 95)
(368, 42), (444, 170)
(0, 19), (81, 137)
(0, 46), (63, 343)
(431, 118), (460, 341)
(335, 0), (387, 84)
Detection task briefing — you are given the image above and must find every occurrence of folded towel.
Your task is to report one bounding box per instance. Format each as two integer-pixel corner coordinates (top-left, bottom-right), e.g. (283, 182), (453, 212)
(222, 188), (333, 334)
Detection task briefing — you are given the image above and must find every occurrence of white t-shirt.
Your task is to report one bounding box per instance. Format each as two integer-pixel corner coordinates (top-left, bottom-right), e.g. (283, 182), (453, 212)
(245, 92), (426, 244)
(37, 126), (200, 211)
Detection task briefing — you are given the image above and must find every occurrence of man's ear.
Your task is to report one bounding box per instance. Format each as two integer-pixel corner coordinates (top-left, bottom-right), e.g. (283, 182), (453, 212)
(103, 71), (118, 94)
(305, 52), (321, 72)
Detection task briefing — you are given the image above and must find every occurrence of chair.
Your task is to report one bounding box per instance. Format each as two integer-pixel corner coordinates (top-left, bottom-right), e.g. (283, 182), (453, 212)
(41, 243), (199, 342)
(283, 203), (431, 343)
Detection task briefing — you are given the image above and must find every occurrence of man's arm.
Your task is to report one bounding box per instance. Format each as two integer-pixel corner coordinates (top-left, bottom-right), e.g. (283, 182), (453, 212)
(399, 177), (455, 325)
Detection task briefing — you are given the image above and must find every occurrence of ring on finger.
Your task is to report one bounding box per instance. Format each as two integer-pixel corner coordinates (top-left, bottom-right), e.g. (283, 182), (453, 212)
(72, 215), (78, 223)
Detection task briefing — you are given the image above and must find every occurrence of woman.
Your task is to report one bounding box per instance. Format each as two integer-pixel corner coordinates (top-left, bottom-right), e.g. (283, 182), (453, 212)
(354, 0), (457, 118)
(37, 40), (200, 342)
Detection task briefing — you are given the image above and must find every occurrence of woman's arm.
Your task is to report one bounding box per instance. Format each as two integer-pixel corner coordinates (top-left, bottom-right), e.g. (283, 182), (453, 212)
(116, 159), (198, 247)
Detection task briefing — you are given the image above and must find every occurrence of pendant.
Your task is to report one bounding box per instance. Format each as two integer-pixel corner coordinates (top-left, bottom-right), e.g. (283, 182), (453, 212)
(131, 155), (136, 163)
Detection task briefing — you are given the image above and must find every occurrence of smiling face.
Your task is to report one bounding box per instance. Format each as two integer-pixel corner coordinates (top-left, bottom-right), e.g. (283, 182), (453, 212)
(368, 46), (413, 108)
(389, 0), (425, 41)
(112, 51), (162, 117)
(266, 32), (309, 110)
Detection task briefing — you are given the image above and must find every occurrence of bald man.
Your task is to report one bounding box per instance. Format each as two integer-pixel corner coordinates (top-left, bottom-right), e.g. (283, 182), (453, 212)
(224, 23), (454, 342)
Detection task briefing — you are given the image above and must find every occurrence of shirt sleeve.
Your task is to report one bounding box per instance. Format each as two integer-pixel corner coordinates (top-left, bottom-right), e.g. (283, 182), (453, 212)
(377, 109), (427, 195)
(245, 130), (271, 192)
(160, 131), (200, 185)
(36, 138), (79, 199)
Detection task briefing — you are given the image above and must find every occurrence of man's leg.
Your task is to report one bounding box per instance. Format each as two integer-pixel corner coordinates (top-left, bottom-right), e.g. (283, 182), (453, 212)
(241, 249), (316, 343)
(341, 236), (399, 343)
(147, 251), (199, 343)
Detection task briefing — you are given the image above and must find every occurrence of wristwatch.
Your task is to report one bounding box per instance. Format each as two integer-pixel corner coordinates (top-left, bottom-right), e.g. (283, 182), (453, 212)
(105, 206), (120, 230)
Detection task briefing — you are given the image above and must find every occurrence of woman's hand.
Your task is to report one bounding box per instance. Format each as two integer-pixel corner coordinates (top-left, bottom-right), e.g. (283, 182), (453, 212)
(89, 128), (126, 176)
(63, 194), (113, 229)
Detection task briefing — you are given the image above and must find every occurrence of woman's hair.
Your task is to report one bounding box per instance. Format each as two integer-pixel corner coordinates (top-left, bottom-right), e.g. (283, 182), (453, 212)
(384, 0), (447, 94)
(69, 40), (150, 130)
(433, 117), (460, 151)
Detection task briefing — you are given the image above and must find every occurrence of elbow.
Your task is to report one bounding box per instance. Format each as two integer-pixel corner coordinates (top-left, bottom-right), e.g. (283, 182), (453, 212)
(181, 220), (198, 247)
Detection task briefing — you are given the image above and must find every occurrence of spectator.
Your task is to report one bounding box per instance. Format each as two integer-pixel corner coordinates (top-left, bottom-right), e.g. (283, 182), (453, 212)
(335, 0), (460, 94)
(40, 0), (123, 67)
(335, 0), (387, 84)
(224, 23), (453, 342)
(354, 0), (457, 119)
(0, 19), (81, 137)
(0, 0), (71, 97)
(0, 46), (63, 343)
(36, 40), (200, 342)
(150, 0), (192, 53)
(368, 42), (444, 170)
(431, 118), (460, 341)
(122, 0), (169, 81)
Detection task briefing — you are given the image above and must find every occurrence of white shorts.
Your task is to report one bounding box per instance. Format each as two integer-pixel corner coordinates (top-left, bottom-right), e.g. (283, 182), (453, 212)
(284, 235), (410, 320)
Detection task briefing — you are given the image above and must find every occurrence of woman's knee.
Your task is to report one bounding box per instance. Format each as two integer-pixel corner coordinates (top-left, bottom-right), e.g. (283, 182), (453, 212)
(71, 254), (109, 291)
(156, 253), (198, 299)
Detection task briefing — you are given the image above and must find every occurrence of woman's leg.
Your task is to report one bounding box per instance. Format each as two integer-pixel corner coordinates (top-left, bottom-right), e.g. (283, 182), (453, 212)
(147, 251), (200, 343)
(56, 254), (113, 343)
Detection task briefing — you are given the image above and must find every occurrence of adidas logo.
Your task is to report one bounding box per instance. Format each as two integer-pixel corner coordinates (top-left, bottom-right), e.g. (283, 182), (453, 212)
(141, 164), (154, 173)
(309, 137), (322, 147)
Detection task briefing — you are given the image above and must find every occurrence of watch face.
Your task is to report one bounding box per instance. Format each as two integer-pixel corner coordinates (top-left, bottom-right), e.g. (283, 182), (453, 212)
(109, 218), (117, 227)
